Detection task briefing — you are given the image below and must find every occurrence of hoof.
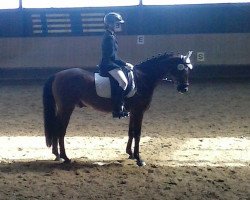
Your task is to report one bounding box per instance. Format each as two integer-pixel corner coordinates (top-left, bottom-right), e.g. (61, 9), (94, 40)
(63, 159), (71, 164)
(137, 160), (146, 167)
(128, 154), (135, 160)
(54, 156), (61, 161)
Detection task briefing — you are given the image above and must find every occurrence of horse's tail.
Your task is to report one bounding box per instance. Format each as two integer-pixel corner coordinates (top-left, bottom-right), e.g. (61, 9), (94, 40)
(43, 75), (56, 147)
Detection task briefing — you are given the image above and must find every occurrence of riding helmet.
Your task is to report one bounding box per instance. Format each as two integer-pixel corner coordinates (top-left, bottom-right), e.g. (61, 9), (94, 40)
(104, 12), (125, 26)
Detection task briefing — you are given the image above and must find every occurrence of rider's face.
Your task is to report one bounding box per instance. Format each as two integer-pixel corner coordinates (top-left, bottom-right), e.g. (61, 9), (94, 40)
(108, 22), (121, 32)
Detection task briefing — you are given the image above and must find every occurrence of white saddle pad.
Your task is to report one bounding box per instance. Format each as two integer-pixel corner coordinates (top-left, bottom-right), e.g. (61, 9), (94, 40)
(95, 72), (136, 98)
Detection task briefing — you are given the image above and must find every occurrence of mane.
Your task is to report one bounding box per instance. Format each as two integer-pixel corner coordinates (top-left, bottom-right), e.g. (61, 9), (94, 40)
(135, 52), (175, 69)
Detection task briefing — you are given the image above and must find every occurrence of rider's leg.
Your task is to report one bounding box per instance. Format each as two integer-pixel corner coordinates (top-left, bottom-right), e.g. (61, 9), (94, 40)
(108, 68), (129, 118)
(109, 68), (128, 90)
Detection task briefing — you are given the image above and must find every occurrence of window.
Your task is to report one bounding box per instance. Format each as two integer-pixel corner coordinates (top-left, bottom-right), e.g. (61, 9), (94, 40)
(22, 0), (140, 8)
(0, 0), (19, 9)
(142, 0), (250, 5)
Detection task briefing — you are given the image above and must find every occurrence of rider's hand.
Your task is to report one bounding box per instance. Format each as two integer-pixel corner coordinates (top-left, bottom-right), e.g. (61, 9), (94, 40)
(125, 63), (134, 70)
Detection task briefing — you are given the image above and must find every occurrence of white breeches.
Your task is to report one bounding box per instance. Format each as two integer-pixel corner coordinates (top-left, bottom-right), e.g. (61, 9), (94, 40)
(108, 68), (128, 90)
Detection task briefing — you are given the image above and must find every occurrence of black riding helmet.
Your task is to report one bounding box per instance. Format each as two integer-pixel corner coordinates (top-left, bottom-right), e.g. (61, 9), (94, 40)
(104, 12), (125, 28)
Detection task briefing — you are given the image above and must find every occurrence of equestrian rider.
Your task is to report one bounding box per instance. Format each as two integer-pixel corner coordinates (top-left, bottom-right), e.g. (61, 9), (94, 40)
(99, 12), (134, 118)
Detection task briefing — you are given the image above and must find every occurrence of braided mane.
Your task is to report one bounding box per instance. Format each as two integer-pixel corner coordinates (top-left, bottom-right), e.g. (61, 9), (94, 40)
(135, 52), (174, 69)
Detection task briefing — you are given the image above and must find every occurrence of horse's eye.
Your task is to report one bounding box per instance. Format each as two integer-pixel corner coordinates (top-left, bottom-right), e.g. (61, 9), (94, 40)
(177, 64), (185, 71)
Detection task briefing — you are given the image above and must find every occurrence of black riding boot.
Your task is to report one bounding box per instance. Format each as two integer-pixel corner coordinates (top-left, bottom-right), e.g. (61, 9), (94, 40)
(112, 86), (129, 119)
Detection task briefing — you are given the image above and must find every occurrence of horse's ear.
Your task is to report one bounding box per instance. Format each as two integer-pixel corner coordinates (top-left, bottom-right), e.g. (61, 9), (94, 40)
(184, 51), (193, 69)
(185, 51), (193, 59)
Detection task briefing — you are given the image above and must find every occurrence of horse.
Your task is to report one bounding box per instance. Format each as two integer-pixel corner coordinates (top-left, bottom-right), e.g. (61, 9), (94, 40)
(43, 51), (193, 166)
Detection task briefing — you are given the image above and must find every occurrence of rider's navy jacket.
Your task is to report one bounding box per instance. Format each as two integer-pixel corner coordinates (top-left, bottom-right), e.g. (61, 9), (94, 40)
(99, 30), (126, 74)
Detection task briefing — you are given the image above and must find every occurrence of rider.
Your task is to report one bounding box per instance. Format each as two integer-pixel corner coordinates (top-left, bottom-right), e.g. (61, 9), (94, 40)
(99, 12), (134, 119)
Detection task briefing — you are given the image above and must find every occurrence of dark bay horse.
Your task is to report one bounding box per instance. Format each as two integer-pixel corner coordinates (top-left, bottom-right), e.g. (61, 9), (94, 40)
(43, 51), (193, 166)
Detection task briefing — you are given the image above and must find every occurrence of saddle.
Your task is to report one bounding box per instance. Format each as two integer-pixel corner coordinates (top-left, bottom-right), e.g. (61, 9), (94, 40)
(95, 68), (136, 99)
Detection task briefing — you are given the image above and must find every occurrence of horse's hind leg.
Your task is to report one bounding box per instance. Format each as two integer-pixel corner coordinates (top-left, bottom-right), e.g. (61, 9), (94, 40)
(56, 106), (74, 163)
(59, 135), (70, 163)
(52, 137), (60, 161)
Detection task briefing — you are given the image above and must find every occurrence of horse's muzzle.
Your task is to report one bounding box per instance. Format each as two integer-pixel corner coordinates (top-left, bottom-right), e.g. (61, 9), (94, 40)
(177, 83), (189, 94)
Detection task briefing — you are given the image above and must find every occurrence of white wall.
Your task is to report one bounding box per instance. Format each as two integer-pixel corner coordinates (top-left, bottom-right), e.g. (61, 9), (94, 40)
(0, 33), (249, 68)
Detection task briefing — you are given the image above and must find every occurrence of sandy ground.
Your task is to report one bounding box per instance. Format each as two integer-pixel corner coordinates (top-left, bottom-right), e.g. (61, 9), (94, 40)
(0, 80), (249, 200)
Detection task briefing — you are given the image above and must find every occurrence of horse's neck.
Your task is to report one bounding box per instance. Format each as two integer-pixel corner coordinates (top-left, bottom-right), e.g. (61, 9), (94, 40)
(137, 61), (166, 80)
(134, 67), (162, 97)
(134, 55), (174, 95)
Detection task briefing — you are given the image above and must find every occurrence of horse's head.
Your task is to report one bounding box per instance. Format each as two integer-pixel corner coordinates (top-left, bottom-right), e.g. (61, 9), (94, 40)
(135, 51), (193, 93)
(165, 51), (193, 94)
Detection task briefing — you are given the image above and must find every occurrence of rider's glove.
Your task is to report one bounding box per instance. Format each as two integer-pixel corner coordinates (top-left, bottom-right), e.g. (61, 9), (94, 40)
(125, 63), (134, 71)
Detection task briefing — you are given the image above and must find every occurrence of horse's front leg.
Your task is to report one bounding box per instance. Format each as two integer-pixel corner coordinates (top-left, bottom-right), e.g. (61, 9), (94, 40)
(127, 111), (146, 166)
(126, 116), (134, 159)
